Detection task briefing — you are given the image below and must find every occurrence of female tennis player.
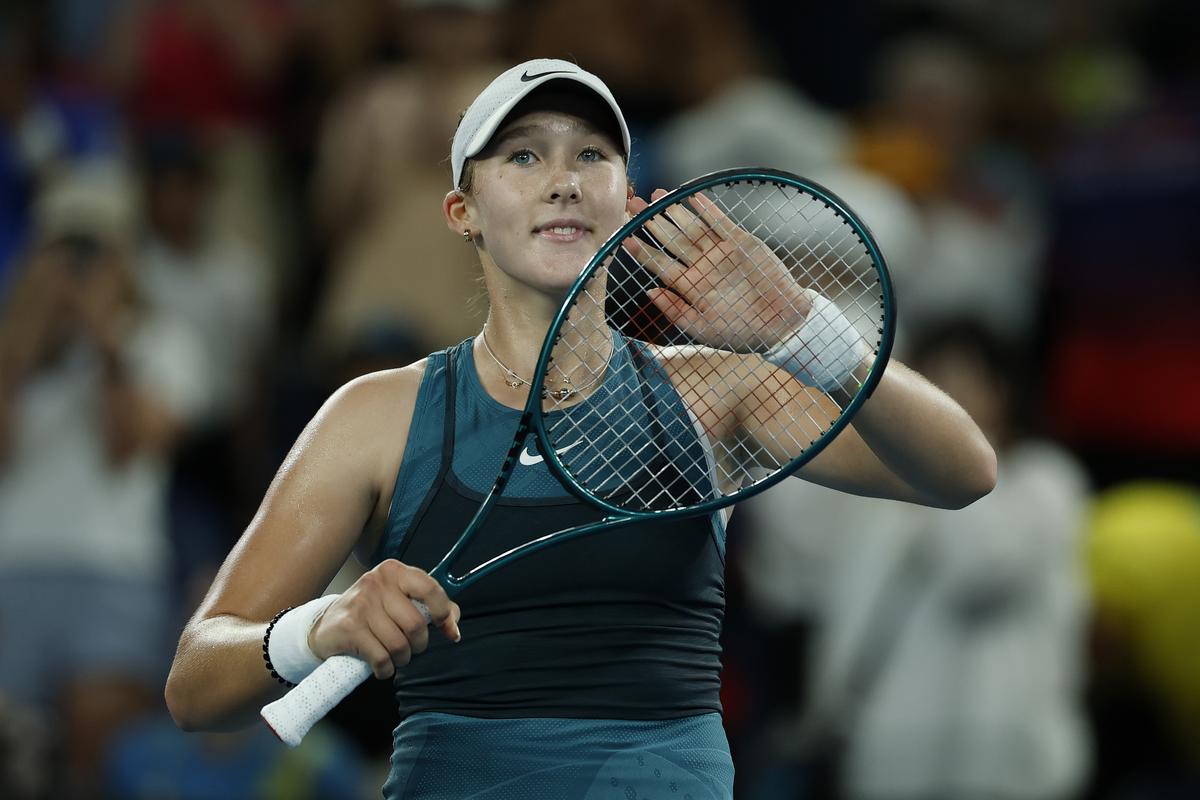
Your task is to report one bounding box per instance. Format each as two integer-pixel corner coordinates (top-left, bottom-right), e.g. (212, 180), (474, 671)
(165, 59), (997, 798)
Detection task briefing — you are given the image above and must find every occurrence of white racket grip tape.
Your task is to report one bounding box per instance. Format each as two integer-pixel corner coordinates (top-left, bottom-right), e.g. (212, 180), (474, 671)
(261, 655), (371, 746)
(260, 600), (432, 747)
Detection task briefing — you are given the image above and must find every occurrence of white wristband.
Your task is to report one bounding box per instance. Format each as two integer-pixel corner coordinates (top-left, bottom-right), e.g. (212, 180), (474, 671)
(765, 293), (868, 391)
(268, 594), (341, 685)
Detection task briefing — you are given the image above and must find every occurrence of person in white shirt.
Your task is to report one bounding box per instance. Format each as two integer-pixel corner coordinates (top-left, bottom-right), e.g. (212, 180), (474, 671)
(0, 162), (212, 795)
(740, 318), (1091, 800)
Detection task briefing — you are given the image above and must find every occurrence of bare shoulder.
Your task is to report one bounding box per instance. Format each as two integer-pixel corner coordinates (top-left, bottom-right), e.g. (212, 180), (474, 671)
(206, 358), (433, 609)
(327, 359), (429, 421)
(275, 359), (424, 495)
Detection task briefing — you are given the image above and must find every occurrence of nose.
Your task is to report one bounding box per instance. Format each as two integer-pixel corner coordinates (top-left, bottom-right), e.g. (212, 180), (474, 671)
(545, 169), (580, 203)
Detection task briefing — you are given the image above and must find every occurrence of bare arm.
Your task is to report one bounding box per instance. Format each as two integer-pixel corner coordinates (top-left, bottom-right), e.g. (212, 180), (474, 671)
(0, 250), (70, 464)
(625, 187), (995, 509)
(793, 360), (997, 508)
(164, 362), (459, 731)
(661, 350), (995, 510)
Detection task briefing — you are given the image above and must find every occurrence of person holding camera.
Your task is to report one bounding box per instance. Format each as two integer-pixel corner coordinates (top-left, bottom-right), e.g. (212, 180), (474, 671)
(0, 162), (212, 796)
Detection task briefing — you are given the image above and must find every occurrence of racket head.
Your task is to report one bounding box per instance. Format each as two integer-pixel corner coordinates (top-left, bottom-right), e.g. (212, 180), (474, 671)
(528, 167), (897, 519)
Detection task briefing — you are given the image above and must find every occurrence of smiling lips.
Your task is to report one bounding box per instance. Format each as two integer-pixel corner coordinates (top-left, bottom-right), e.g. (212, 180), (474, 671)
(535, 220), (589, 243)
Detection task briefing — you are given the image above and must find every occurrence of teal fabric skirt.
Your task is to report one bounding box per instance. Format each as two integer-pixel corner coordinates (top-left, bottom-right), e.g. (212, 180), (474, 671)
(382, 712), (734, 799)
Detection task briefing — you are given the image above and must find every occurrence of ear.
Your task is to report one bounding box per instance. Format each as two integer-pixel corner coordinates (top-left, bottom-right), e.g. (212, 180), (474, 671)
(443, 190), (475, 237)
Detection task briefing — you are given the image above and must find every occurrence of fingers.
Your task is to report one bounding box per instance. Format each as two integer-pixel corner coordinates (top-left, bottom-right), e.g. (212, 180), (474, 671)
(627, 188), (745, 308)
(690, 191), (742, 242)
(437, 602), (463, 647)
(393, 562), (462, 645)
(362, 603), (413, 679)
(313, 559), (462, 680)
(632, 189), (723, 261)
(645, 288), (703, 338)
(624, 223), (715, 308)
(644, 208), (714, 268)
(663, 197), (721, 251)
(623, 236), (687, 288)
(380, 590), (431, 659)
(624, 237), (718, 312)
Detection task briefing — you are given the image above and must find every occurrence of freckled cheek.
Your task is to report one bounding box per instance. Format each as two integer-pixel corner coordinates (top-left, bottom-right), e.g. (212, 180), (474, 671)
(599, 182), (629, 229)
(477, 179), (537, 236)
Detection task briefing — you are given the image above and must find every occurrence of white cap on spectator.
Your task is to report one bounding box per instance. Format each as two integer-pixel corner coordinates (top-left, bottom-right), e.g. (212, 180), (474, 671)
(35, 159), (137, 246)
(450, 58), (630, 188)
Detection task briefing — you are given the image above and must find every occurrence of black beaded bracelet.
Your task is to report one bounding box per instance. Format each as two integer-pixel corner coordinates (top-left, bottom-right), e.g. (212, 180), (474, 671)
(263, 606), (296, 687)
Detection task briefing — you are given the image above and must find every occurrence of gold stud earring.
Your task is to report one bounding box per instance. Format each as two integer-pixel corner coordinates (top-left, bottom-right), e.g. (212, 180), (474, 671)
(463, 230), (472, 243)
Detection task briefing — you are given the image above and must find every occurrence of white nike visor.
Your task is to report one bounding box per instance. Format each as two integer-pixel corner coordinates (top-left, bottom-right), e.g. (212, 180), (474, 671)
(450, 58), (631, 188)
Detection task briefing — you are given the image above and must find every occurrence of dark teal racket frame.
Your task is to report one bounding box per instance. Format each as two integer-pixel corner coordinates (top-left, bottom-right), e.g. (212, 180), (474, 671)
(432, 167), (896, 593)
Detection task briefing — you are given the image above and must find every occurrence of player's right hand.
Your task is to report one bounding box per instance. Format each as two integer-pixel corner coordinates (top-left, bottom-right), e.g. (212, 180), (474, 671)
(307, 559), (462, 679)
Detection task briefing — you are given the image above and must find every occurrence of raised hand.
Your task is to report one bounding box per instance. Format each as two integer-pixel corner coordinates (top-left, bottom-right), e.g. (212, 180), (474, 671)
(623, 189), (812, 352)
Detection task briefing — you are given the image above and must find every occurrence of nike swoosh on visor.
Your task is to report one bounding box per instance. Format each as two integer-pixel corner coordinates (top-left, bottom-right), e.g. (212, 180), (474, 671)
(520, 69), (574, 82)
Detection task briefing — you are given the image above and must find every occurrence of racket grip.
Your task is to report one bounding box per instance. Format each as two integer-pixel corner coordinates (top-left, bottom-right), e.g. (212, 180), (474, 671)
(260, 600), (432, 747)
(261, 655), (371, 746)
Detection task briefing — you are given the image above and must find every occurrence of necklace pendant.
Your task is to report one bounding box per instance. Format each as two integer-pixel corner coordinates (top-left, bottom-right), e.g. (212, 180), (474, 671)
(505, 378), (523, 389)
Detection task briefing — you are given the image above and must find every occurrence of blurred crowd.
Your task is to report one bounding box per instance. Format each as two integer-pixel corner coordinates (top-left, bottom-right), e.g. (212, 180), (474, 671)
(0, 0), (1197, 798)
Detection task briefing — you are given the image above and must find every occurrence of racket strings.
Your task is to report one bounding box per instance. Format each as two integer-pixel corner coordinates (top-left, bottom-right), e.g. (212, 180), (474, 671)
(723, 185), (883, 386)
(543, 179), (885, 512)
(551, 381), (715, 510)
(550, 357), (728, 510)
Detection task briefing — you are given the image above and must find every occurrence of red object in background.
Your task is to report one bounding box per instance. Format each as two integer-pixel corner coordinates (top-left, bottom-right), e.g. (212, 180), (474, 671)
(1045, 312), (1200, 450)
(126, 2), (286, 133)
(718, 658), (751, 740)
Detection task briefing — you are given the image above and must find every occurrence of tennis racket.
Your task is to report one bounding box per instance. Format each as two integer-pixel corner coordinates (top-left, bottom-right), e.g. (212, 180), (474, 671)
(261, 167), (896, 745)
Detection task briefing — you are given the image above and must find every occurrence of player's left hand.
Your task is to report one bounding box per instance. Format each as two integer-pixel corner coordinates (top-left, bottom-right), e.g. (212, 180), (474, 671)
(623, 189), (811, 352)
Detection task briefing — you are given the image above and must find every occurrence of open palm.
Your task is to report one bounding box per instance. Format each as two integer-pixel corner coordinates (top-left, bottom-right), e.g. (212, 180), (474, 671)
(624, 189), (812, 353)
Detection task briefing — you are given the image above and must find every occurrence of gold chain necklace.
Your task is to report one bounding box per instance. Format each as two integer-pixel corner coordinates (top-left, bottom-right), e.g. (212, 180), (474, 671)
(479, 331), (612, 401)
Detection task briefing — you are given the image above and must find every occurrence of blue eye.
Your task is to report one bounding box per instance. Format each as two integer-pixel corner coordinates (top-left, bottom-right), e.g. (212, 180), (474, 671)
(580, 148), (603, 162)
(509, 149), (535, 165)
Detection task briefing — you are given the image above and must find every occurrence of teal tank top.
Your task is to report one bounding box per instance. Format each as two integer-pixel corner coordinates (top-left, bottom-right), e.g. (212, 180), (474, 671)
(372, 333), (727, 720)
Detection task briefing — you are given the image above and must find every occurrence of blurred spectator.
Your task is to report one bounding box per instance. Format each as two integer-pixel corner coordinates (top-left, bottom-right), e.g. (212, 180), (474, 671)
(0, 9), (123, 288)
(643, 0), (927, 340)
(130, 127), (279, 662)
(309, 0), (510, 357)
(647, 0), (849, 181)
(0, 692), (52, 800)
(102, 0), (292, 135)
(0, 161), (212, 797)
(735, 320), (1091, 800)
(853, 34), (1048, 344)
(516, 0), (717, 189)
(136, 129), (272, 426)
(103, 0), (294, 313)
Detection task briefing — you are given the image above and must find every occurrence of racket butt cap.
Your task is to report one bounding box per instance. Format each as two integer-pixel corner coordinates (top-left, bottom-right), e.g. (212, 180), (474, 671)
(260, 703), (308, 748)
